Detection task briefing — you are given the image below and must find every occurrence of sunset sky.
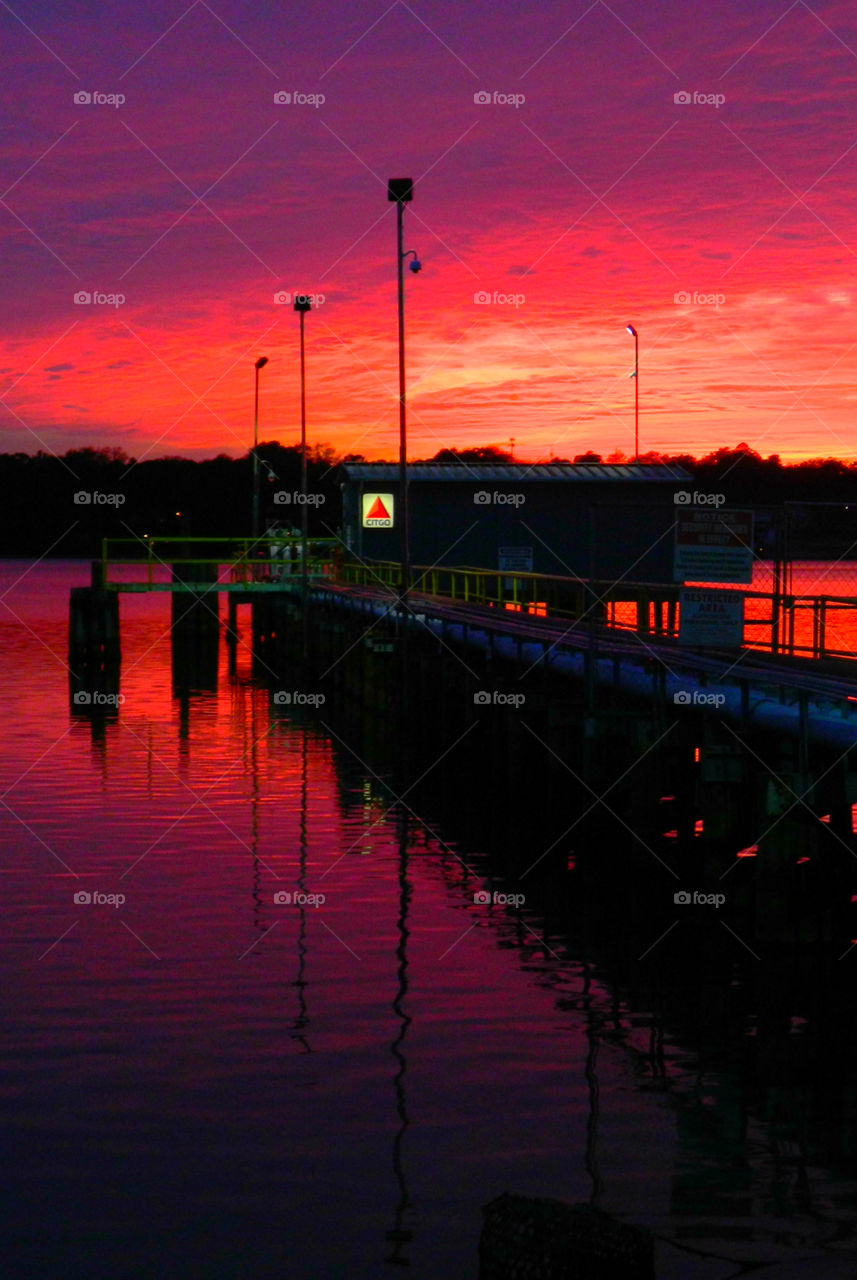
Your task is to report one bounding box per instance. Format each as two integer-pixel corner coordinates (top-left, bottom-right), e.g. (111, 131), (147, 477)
(3, 0), (857, 463)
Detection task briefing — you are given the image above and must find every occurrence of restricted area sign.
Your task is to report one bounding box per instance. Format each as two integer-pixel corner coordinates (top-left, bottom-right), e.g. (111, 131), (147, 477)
(362, 492), (394, 528)
(674, 508), (753, 583)
(679, 589), (744, 647)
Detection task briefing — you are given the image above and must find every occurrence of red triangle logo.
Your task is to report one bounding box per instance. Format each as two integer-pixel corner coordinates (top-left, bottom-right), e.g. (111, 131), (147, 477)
(366, 496), (390, 520)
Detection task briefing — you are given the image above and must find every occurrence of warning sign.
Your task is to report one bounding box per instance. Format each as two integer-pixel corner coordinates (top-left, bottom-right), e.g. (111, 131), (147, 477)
(679, 589), (744, 647)
(362, 492), (394, 528)
(498, 547), (533, 573)
(674, 509), (753, 583)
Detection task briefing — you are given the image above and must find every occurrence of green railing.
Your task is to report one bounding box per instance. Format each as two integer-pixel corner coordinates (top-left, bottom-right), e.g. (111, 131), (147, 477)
(100, 536), (340, 589)
(98, 541), (857, 662)
(336, 559), (857, 663)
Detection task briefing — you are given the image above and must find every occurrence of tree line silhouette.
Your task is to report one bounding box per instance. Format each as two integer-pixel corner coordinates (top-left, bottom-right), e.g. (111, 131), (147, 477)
(0, 441), (855, 558)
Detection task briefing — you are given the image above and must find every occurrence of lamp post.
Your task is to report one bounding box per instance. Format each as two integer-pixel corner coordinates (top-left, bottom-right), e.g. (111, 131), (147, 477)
(252, 355), (269, 540)
(388, 177), (420, 606)
(294, 295), (311, 602)
(626, 324), (638, 461)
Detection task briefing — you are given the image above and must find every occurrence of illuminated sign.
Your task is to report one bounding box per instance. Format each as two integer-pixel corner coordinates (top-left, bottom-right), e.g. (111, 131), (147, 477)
(362, 493), (394, 528)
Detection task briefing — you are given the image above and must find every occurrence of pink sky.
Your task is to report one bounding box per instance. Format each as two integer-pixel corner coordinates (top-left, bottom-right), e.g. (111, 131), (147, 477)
(2, 0), (857, 462)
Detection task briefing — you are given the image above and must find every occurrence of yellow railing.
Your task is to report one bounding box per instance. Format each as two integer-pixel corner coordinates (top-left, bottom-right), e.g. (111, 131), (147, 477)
(100, 536), (340, 589)
(335, 559), (857, 663)
(98, 542), (857, 662)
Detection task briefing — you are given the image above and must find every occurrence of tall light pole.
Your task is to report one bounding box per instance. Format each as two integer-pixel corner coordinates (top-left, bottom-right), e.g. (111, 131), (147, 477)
(388, 177), (420, 605)
(626, 324), (638, 461)
(252, 355), (269, 539)
(294, 295), (311, 603)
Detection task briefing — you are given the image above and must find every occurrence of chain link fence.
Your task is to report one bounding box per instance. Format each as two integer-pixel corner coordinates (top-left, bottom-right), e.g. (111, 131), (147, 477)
(602, 503), (857, 660)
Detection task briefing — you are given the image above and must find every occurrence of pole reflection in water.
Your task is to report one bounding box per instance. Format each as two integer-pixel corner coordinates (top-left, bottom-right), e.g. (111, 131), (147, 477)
(648, 1017), (667, 1087)
(582, 959), (604, 1212)
(292, 726), (312, 1053)
(250, 684), (264, 938)
(385, 812), (413, 1265)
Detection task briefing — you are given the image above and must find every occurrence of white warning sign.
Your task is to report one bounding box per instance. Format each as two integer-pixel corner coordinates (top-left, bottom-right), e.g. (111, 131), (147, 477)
(679, 589), (744, 647)
(674, 509), (754, 583)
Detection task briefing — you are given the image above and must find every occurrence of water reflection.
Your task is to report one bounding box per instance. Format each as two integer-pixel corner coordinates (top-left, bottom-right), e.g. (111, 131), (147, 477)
(385, 815), (414, 1265)
(581, 961), (604, 1212)
(6, 563), (857, 1275)
(291, 728), (312, 1054)
(251, 694), (267, 950)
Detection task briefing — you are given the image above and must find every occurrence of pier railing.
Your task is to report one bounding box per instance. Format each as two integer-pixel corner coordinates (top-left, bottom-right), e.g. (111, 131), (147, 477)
(336, 559), (857, 663)
(99, 536), (339, 589)
(97, 541), (857, 662)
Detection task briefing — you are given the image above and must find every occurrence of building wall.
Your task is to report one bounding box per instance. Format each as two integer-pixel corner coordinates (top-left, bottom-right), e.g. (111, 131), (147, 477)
(343, 480), (680, 583)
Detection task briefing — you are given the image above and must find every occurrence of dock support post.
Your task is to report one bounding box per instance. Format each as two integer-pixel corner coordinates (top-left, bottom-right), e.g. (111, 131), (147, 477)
(68, 585), (121, 711)
(170, 563), (220, 694)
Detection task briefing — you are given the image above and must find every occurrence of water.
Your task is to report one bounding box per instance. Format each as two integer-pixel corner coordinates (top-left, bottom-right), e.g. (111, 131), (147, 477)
(3, 561), (857, 1278)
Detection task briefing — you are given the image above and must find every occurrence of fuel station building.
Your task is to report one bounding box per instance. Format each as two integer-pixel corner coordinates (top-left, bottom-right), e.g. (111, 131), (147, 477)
(340, 462), (693, 583)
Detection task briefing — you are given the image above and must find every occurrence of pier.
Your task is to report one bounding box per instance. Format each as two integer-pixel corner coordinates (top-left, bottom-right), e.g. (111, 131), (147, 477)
(67, 534), (857, 950)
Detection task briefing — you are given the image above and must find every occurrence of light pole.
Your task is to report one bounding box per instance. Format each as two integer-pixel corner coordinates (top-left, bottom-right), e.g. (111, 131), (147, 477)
(388, 177), (421, 605)
(626, 324), (638, 461)
(252, 355), (269, 540)
(294, 295), (311, 601)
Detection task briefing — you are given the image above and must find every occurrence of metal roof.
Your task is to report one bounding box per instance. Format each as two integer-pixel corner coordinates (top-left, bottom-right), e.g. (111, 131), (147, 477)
(341, 462), (692, 483)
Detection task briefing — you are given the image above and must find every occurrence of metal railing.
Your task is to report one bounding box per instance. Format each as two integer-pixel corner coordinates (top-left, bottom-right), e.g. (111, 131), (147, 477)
(97, 542), (857, 662)
(335, 560), (857, 663)
(100, 536), (340, 589)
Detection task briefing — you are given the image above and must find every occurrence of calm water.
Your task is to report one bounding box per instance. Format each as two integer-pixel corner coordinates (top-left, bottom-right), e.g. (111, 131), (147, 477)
(2, 561), (857, 1278)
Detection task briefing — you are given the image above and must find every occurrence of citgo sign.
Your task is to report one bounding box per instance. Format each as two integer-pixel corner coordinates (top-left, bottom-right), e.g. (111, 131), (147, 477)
(362, 493), (394, 528)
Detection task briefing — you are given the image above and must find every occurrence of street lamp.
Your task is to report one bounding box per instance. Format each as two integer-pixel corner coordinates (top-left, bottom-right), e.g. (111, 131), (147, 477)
(252, 355), (269, 539)
(294, 295), (312, 601)
(626, 324), (638, 462)
(388, 177), (420, 605)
